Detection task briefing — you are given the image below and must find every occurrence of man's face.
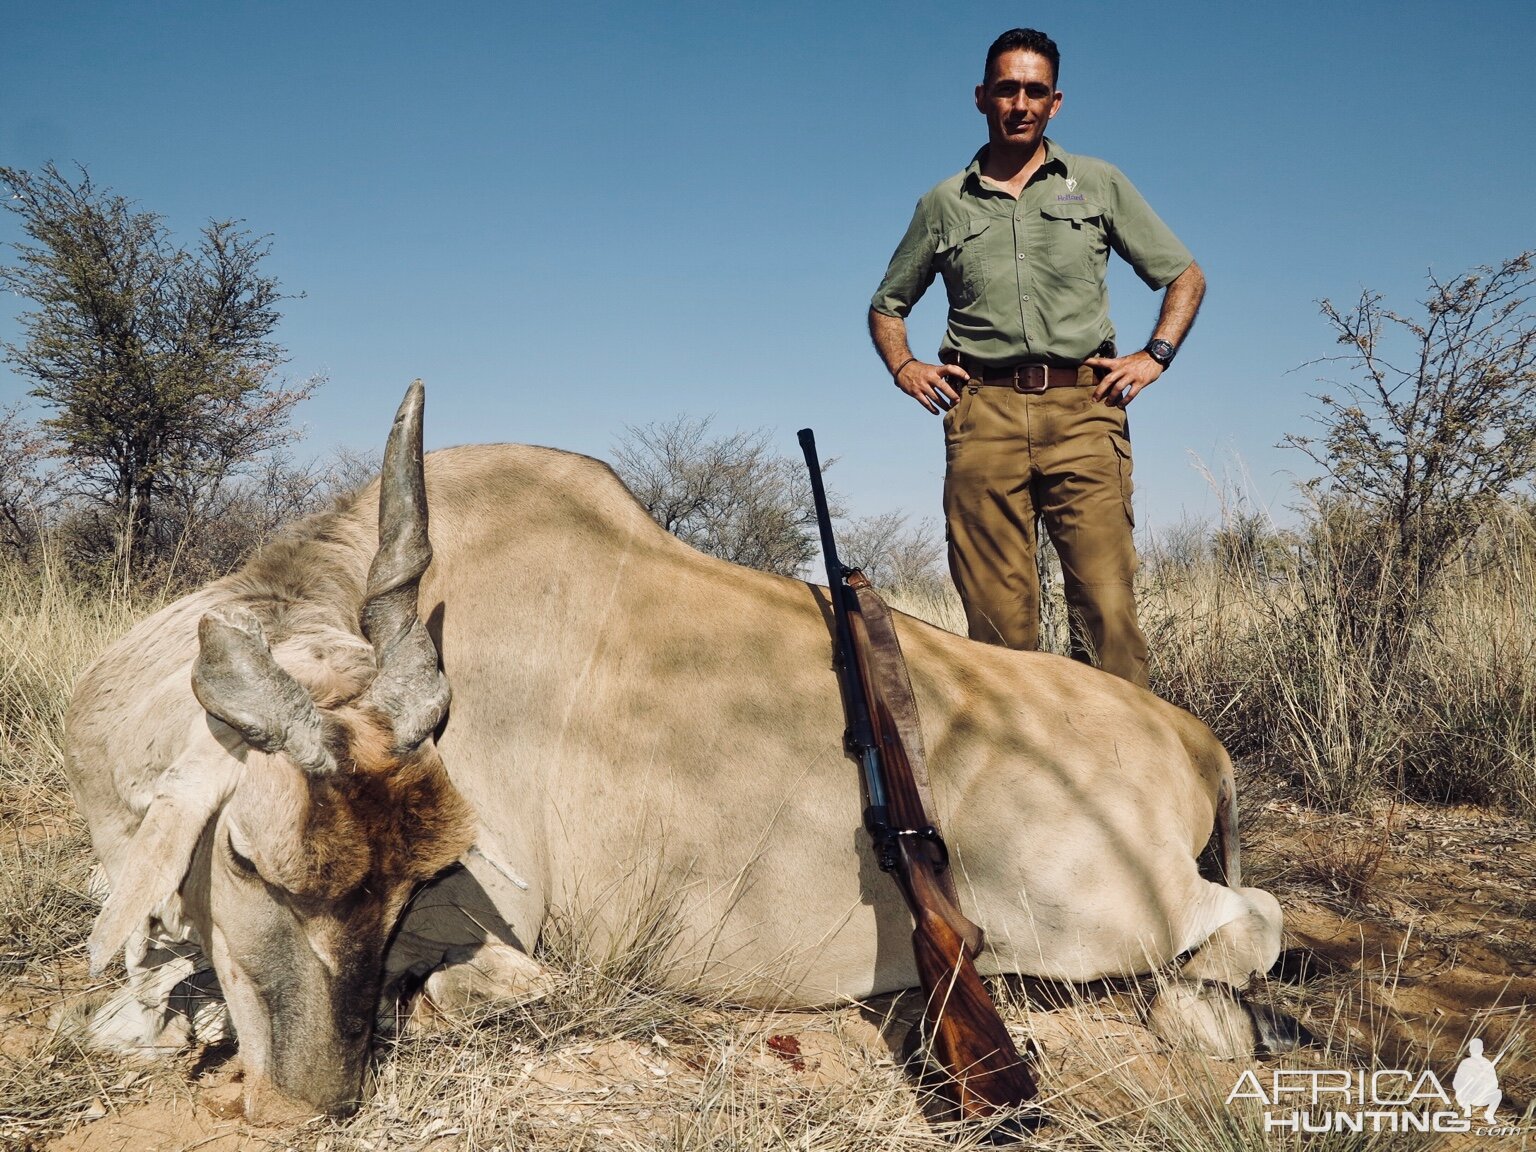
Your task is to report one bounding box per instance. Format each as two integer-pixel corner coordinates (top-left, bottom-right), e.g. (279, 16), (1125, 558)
(974, 50), (1061, 152)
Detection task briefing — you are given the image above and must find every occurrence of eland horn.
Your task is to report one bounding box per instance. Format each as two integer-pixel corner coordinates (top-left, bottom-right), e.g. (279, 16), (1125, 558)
(360, 380), (451, 750)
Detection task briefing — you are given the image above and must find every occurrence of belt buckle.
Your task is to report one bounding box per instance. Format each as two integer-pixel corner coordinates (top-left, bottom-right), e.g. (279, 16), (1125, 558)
(1012, 365), (1048, 394)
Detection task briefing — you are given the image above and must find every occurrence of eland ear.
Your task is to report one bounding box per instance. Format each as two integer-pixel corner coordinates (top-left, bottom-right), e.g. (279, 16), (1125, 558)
(88, 749), (238, 975)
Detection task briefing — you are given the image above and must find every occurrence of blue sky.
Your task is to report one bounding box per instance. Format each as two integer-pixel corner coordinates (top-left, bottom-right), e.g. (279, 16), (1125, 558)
(3, 1), (1533, 535)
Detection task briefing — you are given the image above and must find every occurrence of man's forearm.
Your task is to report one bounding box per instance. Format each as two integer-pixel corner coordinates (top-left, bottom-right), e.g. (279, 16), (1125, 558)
(1088, 259), (1205, 405)
(868, 309), (914, 376)
(1153, 261), (1205, 348)
(869, 307), (967, 414)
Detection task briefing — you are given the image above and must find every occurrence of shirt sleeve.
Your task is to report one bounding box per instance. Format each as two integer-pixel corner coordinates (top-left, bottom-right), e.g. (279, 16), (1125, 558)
(870, 196), (936, 317)
(1104, 166), (1193, 290)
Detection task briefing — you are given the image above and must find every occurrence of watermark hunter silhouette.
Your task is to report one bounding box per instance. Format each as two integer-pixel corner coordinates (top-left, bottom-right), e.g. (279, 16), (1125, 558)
(1453, 1038), (1502, 1123)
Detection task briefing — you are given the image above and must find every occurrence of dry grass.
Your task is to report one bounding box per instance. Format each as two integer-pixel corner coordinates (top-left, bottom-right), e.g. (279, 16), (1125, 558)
(1287, 803), (1402, 911)
(0, 554), (152, 1149)
(888, 509), (1536, 817)
(0, 552), (154, 976)
(0, 553), (151, 816)
(2, 533), (1535, 1150)
(1142, 508), (1536, 817)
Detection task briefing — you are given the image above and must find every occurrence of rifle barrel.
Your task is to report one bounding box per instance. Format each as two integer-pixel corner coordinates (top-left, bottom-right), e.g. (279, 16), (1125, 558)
(798, 428), (887, 813)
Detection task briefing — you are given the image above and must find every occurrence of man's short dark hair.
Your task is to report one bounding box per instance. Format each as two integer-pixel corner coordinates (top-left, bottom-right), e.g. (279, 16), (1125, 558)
(984, 28), (1060, 88)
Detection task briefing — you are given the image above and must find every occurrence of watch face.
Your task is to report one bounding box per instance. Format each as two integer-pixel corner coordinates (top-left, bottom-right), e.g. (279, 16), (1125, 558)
(1146, 339), (1175, 366)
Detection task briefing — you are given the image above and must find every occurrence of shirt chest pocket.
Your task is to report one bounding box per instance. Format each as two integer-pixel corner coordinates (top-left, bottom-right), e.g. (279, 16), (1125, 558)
(1038, 200), (1108, 283)
(934, 218), (992, 307)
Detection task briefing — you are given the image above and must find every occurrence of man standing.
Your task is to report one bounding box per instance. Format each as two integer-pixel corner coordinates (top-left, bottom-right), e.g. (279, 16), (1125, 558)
(868, 27), (1204, 688)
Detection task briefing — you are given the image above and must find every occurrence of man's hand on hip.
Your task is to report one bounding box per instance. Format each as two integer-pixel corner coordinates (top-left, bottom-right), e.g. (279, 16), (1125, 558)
(894, 359), (969, 415)
(1086, 351), (1163, 408)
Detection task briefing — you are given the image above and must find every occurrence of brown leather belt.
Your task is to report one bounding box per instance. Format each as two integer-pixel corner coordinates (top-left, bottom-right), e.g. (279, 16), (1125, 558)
(961, 362), (1093, 393)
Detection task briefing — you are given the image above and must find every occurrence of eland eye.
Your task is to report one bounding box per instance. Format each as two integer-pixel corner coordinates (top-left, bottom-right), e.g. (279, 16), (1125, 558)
(226, 831), (259, 876)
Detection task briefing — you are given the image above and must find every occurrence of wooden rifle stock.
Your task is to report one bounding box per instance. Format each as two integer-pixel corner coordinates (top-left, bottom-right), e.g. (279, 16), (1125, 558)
(904, 842), (1039, 1118)
(797, 428), (1037, 1123)
(864, 672), (1038, 1120)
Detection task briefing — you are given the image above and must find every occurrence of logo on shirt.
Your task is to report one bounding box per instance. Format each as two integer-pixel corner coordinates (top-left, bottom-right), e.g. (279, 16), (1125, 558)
(1056, 193), (1086, 202)
(1065, 176), (1078, 192)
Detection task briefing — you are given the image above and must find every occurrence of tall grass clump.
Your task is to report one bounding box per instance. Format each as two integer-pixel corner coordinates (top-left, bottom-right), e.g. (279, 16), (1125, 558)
(0, 552), (152, 807)
(1142, 501), (1536, 816)
(1393, 506), (1536, 810)
(0, 553), (151, 977)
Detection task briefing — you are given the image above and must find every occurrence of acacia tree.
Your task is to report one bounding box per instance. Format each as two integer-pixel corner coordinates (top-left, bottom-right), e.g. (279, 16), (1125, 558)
(1286, 251), (1536, 659)
(0, 163), (316, 575)
(612, 415), (830, 576)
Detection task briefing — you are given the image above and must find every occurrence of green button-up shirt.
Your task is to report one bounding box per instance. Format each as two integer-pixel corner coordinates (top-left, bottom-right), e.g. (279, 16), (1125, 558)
(871, 140), (1193, 368)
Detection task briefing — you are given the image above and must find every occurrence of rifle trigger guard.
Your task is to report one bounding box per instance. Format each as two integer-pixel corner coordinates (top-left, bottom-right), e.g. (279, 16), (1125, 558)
(891, 825), (950, 872)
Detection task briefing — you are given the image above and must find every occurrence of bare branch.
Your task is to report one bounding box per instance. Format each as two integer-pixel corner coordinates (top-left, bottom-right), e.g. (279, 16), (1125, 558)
(612, 415), (835, 577)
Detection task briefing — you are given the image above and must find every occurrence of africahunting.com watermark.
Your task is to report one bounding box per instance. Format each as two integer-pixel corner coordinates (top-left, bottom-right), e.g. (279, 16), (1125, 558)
(1226, 1038), (1523, 1137)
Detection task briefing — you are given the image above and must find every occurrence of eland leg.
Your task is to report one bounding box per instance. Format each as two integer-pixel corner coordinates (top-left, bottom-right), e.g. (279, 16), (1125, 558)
(1146, 885), (1303, 1059)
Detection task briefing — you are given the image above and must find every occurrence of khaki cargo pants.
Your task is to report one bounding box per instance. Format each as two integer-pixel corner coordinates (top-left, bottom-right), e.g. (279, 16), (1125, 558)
(942, 370), (1149, 688)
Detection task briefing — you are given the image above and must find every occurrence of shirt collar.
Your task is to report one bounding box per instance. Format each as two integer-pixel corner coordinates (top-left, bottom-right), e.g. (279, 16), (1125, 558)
(965, 138), (1071, 191)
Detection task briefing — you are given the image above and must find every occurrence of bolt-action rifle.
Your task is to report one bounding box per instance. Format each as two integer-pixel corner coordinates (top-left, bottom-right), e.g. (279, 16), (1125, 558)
(797, 428), (1037, 1124)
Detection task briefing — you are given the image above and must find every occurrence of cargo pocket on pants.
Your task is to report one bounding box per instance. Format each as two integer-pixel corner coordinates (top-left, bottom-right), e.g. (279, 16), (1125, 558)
(1109, 430), (1135, 528)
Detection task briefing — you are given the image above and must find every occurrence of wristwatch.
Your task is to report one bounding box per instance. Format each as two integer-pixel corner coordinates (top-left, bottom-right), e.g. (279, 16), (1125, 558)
(1144, 338), (1177, 367)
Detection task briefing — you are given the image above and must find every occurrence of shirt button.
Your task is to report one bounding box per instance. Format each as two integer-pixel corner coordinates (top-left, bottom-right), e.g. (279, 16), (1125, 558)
(1022, 294), (1030, 301)
(1017, 253), (1026, 260)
